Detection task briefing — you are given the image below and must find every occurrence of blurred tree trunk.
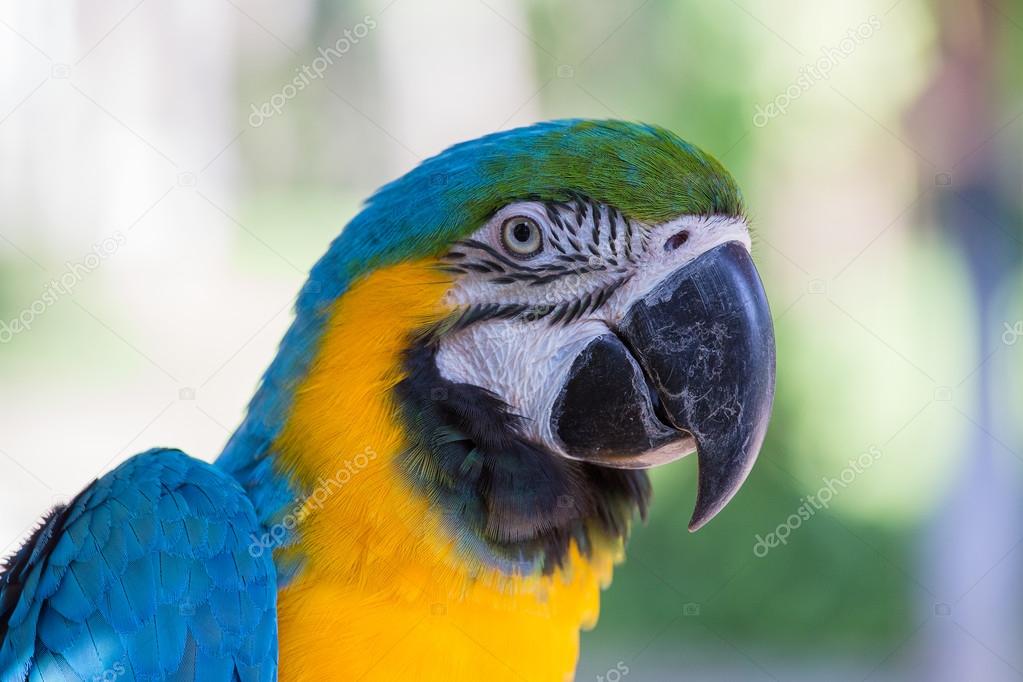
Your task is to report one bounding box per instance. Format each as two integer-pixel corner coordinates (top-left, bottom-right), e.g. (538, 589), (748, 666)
(909, 1), (1023, 679)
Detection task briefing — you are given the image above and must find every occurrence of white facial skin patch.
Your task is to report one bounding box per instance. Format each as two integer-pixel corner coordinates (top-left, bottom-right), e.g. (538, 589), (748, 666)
(435, 198), (752, 456)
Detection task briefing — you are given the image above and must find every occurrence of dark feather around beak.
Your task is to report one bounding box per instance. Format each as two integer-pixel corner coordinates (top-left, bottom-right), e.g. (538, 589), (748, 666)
(552, 242), (776, 530)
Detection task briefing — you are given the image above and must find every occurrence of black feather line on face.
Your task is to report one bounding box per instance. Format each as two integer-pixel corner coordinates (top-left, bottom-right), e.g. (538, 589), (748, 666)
(571, 199), (584, 232)
(463, 262), (498, 274)
(543, 203), (564, 232)
(423, 274), (632, 339)
(449, 239), (545, 273)
(450, 239), (568, 274)
(394, 340), (650, 574)
(608, 207), (619, 254)
(624, 218), (635, 262)
(438, 265), (466, 275)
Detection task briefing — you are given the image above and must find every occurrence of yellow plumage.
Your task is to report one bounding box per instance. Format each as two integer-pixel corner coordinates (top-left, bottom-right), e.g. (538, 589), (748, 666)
(273, 260), (621, 681)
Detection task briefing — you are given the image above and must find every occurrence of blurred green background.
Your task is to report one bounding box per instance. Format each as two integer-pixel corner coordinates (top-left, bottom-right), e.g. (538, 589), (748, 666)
(0, 1), (1020, 679)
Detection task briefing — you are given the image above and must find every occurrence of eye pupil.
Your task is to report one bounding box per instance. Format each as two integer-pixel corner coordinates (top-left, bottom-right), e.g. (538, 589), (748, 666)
(512, 222), (532, 242)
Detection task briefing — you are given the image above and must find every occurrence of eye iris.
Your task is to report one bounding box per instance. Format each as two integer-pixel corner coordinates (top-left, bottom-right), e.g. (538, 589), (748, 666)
(501, 216), (542, 257)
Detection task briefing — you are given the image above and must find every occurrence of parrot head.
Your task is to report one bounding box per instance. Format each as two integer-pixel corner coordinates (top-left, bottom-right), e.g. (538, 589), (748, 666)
(223, 119), (775, 577)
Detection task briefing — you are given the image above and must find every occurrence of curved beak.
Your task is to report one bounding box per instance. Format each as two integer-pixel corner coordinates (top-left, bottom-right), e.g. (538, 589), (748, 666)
(552, 242), (776, 530)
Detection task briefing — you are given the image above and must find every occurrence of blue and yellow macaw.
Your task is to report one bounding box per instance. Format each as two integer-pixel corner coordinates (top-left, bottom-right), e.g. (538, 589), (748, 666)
(0, 120), (775, 681)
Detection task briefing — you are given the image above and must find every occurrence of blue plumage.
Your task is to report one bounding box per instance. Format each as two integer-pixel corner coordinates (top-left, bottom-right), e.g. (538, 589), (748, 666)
(0, 450), (277, 682)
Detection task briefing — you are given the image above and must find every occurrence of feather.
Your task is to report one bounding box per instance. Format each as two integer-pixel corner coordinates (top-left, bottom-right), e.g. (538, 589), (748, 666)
(0, 449), (277, 681)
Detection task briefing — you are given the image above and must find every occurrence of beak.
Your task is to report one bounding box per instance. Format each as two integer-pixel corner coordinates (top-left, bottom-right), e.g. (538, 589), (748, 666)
(552, 242), (776, 530)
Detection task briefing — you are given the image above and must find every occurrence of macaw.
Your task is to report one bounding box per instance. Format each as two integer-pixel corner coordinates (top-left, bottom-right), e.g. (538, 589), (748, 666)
(0, 120), (775, 681)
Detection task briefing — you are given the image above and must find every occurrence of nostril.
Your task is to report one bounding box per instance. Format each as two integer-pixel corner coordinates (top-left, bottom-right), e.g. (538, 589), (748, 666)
(664, 230), (690, 252)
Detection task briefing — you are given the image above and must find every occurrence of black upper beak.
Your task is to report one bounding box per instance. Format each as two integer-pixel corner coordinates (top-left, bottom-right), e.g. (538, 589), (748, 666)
(552, 242), (776, 530)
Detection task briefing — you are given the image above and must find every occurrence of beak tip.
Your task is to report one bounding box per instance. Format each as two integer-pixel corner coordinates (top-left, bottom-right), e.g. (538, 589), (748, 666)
(688, 442), (763, 532)
(686, 494), (726, 532)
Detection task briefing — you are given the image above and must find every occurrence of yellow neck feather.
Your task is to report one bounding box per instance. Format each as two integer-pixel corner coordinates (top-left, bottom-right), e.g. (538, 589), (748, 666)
(272, 259), (617, 681)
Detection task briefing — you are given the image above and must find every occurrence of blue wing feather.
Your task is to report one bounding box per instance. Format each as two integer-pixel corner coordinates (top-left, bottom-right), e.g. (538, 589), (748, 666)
(0, 449), (278, 681)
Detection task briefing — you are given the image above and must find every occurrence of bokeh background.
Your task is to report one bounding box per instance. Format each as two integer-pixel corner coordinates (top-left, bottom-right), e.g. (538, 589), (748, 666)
(1, 1), (1021, 679)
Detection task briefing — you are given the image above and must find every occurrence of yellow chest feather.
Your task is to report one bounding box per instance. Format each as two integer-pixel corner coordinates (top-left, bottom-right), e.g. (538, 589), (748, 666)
(271, 261), (618, 681)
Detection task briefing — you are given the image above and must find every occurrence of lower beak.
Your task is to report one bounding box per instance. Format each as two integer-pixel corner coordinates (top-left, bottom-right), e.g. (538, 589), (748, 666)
(552, 242), (776, 530)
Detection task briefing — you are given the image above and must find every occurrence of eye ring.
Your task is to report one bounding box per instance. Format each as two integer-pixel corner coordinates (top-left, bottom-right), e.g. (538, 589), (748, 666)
(501, 216), (543, 258)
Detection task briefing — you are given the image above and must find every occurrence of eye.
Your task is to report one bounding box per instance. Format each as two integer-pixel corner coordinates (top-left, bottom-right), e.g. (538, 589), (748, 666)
(501, 216), (543, 257)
